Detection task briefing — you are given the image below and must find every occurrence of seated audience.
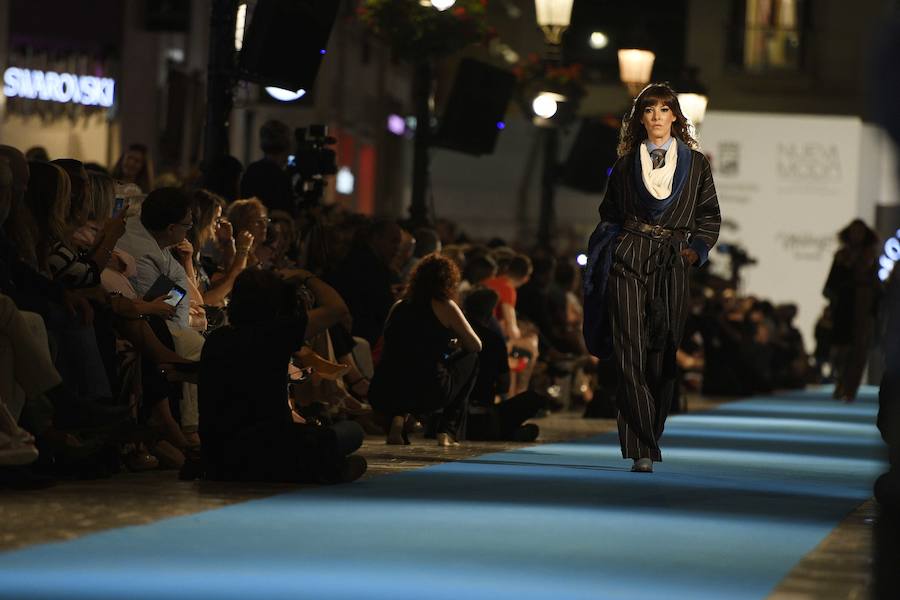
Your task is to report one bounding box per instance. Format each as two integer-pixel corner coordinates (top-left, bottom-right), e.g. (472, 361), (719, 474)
(328, 219), (403, 346)
(484, 253), (538, 396)
(227, 197), (269, 270)
(111, 143), (155, 193)
(463, 288), (543, 442)
(199, 269), (366, 483)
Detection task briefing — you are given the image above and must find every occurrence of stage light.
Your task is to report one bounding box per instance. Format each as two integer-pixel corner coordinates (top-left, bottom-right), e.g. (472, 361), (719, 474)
(576, 253), (588, 266)
(532, 93), (559, 119)
(589, 31), (609, 49)
(265, 87), (306, 102)
(496, 121), (506, 130)
(431, 0), (456, 11)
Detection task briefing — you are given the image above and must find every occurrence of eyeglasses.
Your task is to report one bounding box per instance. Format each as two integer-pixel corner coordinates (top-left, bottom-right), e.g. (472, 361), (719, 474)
(252, 217), (272, 226)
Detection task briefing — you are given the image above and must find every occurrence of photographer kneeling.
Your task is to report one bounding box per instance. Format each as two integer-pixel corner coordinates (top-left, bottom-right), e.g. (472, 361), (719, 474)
(198, 269), (366, 484)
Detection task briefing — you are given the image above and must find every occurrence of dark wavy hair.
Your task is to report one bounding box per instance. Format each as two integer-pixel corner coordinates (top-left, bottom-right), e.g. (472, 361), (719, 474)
(617, 83), (699, 157)
(228, 269), (299, 326)
(838, 219), (878, 248)
(404, 253), (460, 304)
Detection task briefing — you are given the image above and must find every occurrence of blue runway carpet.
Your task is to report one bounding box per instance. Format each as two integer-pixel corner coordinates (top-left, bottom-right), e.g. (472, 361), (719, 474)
(0, 387), (887, 599)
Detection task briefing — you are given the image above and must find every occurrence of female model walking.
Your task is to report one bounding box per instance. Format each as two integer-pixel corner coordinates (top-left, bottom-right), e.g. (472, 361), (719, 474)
(583, 84), (721, 472)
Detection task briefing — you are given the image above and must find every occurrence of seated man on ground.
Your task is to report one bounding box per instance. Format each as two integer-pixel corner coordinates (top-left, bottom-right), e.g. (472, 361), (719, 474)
(199, 269), (366, 484)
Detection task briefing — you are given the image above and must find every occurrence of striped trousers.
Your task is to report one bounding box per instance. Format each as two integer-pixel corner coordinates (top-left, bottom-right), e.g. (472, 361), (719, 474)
(606, 236), (689, 461)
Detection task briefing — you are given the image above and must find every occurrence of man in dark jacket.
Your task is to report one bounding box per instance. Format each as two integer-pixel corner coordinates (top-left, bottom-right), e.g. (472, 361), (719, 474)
(327, 220), (402, 345)
(240, 120), (295, 215)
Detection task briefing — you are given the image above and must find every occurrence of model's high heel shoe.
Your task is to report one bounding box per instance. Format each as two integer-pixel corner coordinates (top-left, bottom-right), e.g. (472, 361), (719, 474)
(386, 415), (410, 445)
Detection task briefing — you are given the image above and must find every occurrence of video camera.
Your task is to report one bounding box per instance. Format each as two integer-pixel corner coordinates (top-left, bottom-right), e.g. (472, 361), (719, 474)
(288, 124), (337, 208)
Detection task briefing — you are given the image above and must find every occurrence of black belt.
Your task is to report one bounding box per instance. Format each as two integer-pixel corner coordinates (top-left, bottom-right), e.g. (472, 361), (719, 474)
(623, 219), (687, 243)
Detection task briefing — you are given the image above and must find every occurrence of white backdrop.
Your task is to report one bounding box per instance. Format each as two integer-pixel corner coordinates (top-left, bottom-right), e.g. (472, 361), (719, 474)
(699, 111), (864, 350)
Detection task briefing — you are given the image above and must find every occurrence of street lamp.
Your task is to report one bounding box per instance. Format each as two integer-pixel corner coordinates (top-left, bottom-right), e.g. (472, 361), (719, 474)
(676, 66), (709, 126)
(532, 91), (566, 120)
(534, 0), (575, 45)
(617, 48), (655, 98)
(589, 31), (609, 49)
(678, 93), (708, 127)
(532, 1), (574, 249)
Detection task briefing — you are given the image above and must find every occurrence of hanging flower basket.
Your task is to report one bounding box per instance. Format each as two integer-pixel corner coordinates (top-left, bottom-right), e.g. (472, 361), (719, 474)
(512, 52), (585, 98)
(357, 0), (495, 62)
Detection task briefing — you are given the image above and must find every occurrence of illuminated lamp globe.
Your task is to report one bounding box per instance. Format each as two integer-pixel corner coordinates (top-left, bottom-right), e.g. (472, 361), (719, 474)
(430, 0), (456, 10)
(534, 0), (575, 45)
(618, 49), (655, 98)
(532, 93), (559, 119)
(589, 31), (609, 49)
(677, 93), (708, 129)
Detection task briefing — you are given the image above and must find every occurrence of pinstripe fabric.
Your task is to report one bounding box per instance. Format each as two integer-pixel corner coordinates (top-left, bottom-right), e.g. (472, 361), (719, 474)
(599, 147), (720, 460)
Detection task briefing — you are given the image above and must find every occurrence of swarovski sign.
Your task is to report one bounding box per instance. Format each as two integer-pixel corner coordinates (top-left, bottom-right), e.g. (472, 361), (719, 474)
(3, 67), (115, 108)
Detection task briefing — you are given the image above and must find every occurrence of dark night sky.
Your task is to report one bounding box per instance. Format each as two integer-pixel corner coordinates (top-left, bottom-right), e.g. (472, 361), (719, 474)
(562, 0), (688, 82)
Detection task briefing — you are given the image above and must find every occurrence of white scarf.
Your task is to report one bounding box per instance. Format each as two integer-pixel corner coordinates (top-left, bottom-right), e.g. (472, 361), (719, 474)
(639, 139), (678, 200)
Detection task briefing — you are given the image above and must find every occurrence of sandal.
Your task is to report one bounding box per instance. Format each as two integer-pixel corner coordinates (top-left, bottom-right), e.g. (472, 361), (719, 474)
(346, 376), (370, 402)
(125, 448), (160, 472)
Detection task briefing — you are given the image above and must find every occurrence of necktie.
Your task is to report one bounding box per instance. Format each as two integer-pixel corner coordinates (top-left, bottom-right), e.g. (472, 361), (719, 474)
(650, 148), (666, 169)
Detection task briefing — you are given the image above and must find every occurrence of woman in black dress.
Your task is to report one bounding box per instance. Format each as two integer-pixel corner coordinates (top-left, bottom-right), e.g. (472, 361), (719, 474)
(369, 254), (482, 446)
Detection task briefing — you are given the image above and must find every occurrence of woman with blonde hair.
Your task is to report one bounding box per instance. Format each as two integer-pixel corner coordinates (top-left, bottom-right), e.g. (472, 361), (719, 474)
(226, 197), (269, 269)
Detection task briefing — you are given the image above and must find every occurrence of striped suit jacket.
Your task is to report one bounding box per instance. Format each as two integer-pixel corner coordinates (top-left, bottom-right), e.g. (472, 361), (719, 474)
(582, 143), (721, 359)
(600, 146), (721, 259)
